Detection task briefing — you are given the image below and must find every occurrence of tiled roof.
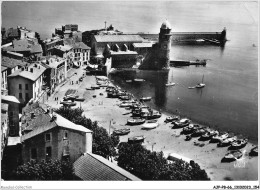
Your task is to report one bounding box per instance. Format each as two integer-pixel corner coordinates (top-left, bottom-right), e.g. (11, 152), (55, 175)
(31, 44), (43, 53)
(21, 103), (92, 141)
(2, 39), (42, 53)
(74, 153), (141, 181)
(1, 95), (20, 104)
(1, 66), (8, 72)
(1, 56), (27, 69)
(94, 35), (144, 43)
(8, 63), (46, 81)
(72, 42), (91, 50)
(132, 42), (154, 48)
(55, 45), (73, 52)
(46, 56), (66, 68)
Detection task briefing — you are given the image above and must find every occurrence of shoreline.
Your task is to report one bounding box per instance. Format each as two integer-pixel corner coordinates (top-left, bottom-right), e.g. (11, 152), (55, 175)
(46, 68), (258, 181)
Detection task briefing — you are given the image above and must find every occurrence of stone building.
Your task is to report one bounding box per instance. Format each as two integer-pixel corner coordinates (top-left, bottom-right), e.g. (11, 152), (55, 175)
(139, 20), (172, 70)
(21, 103), (92, 163)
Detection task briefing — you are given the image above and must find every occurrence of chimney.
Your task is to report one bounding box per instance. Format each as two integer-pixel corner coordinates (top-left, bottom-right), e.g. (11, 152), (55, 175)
(34, 64), (37, 68)
(30, 68), (33, 73)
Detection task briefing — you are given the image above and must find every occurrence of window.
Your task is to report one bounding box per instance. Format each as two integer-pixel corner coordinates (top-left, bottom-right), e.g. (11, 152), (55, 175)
(19, 84), (22, 89)
(19, 93), (22, 99)
(31, 148), (37, 160)
(26, 93), (29, 102)
(46, 146), (52, 159)
(45, 133), (51, 142)
(25, 84), (29, 90)
(64, 131), (68, 140)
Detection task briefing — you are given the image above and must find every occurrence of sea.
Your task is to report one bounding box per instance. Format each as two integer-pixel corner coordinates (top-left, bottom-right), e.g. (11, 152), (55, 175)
(2, 1), (258, 142)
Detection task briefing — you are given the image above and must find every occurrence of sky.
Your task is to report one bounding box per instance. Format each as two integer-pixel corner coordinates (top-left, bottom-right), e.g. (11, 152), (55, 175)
(1, 1), (258, 39)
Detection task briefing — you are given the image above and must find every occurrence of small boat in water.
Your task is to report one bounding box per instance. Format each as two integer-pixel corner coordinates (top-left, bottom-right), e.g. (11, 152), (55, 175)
(140, 96), (152, 102)
(229, 138), (248, 150)
(142, 120), (159, 130)
(221, 150), (243, 162)
(113, 128), (130, 136)
(126, 80), (132, 83)
(134, 78), (145, 82)
(127, 118), (146, 125)
(165, 82), (175, 87)
(172, 118), (191, 128)
(195, 75), (206, 88)
(249, 146), (258, 156)
(217, 136), (237, 147)
(128, 135), (145, 144)
(165, 115), (180, 122)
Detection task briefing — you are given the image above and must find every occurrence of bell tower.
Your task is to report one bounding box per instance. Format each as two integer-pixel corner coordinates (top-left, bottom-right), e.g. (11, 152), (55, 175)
(158, 20), (172, 68)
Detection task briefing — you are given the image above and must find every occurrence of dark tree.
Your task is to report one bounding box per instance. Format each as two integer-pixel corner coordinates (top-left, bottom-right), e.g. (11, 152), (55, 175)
(117, 142), (210, 181)
(13, 159), (75, 180)
(55, 107), (119, 159)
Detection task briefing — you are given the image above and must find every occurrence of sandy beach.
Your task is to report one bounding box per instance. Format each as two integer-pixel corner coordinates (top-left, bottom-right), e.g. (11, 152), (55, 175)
(46, 67), (258, 181)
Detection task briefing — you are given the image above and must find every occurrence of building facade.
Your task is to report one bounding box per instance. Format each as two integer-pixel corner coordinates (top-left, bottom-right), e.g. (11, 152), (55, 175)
(42, 37), (64, 56)
(21, 103), (92, 163)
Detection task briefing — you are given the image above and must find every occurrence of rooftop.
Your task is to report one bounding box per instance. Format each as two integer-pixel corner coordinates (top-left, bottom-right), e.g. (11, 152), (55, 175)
(2, 39), (42, 53)
(110, 50), (138, 55)
(1, 66), (8, 72)
(72, 42), (91, 50)
(132, 42), (154, 48)
(8, 63), (46, 81)
(1, 95), (20, 104)
(74, 153), (141, 181)
(1, 56), (27, 69)
(55, 45), (73, 52)
(21, 103), (92, 142)
(94, 35), (145, 43)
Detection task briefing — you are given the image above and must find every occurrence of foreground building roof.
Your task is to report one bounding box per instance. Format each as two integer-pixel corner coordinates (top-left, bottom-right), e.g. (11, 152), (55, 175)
(74, 153), (141, 181)
(71, 42), (91, 50)
(21, 103), (92, 142)
(1, 95), (20, 104)
(94, 35), (145, 43)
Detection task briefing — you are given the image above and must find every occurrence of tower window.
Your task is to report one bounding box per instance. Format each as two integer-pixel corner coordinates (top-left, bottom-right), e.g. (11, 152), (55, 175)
(31, 148), (37, 160)
(45, 133), (51, 142)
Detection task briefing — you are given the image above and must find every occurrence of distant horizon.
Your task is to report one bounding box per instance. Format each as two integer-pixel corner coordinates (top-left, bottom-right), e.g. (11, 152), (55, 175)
(2, 1), (258, 39)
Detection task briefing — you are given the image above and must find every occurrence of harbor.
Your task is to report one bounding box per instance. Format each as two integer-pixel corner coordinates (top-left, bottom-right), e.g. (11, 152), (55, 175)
(45, 67), (258, 181)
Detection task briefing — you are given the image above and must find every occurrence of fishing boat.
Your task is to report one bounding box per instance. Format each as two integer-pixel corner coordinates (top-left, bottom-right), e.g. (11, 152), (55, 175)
(217, 136), (237, 147)
(119, 96), (131, 100)
(128, 135), (145, 144)
(142, 110), (161, 120)
(119, 102), (132, 108)
(60, 101), (77, 107)
(199, 130), (219, 141)
(172, 118), (191, 128)
(165, 115), (180, 122)
(181, 124), (199, 135)
(249, 146), (258, 156)
(165, 82), (175, 87)
(210, 132), (229, 143)
(195, 75), (206, 88)
(134, 78), (145, 82)
(127, 118), (146, 125)
(140, 96), (152, 102)
(142, 120), (159, 130)
(191, 127), (206, 137)
(113, 128), (130, 136)
(221, 150), (243, 162)
(229, 138), (248, 150)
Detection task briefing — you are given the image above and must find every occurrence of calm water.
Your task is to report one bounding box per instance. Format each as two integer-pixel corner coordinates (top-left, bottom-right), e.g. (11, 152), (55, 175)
(2, 1), (258, 141)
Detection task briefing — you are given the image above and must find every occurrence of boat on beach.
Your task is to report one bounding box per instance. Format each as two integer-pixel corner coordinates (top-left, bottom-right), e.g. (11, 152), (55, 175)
(127, 118), (146, 125)
(210, 132), (229, 143)
(60, 101), (77, 107)
(221, 150), (243, 162)
(165, 115), (180, 122)
(128, 135), (145, 144)
(142, 120), (159, 130)
(199, 130), (219, 141)
(119, 95), (131, 100)
(172, 118), (191, 128)
(249, 146), (258, 156)
(113, 128), (130, 136)
(217, 136), (237, 147)
(181, 124), (199, 135)
(229, 138), (248, 150)
(141, 110), (161, 120)
(190, 127), (207, 137)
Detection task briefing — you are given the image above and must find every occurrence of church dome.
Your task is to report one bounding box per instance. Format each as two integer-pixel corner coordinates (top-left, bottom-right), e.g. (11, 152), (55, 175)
(161, 20), (172, 29)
